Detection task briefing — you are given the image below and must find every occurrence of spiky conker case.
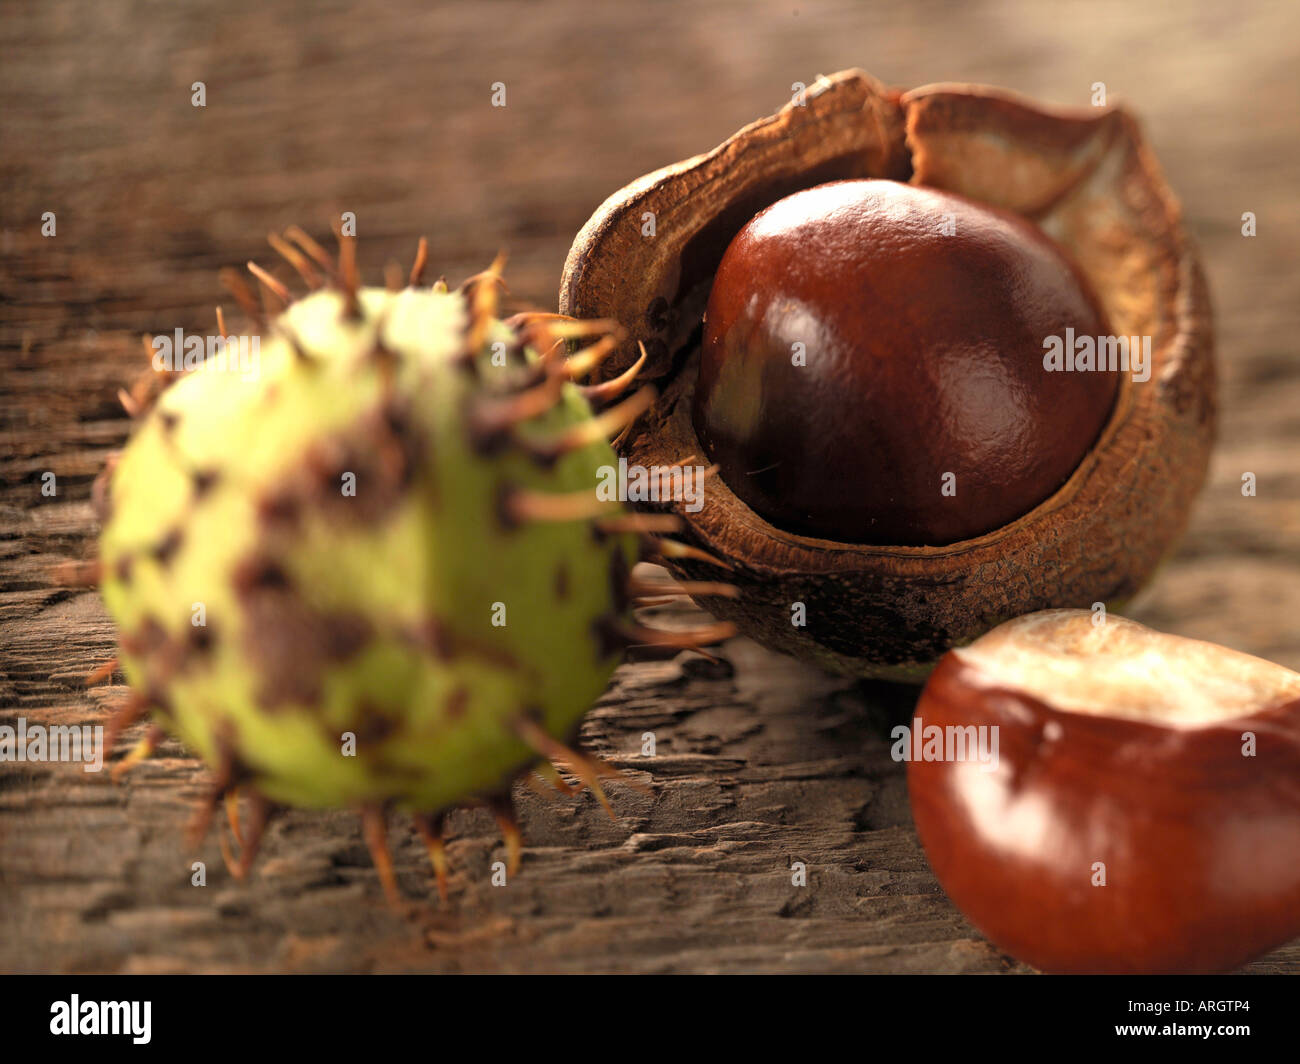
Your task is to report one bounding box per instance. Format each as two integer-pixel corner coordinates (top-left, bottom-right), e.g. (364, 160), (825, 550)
(89, 234), (726, 902)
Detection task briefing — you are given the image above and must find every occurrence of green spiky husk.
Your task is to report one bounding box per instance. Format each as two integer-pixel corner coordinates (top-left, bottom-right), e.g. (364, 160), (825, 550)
(99, 284), (638, 814)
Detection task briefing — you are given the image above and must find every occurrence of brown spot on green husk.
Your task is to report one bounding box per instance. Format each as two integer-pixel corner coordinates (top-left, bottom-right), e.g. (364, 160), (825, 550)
(234, 551), (374, 708)
(282, 401), (428, 527)
(192, 468), (219, 499)
(353, 702), (401, 745)
(232, 555), (292, 595)
(188, 622), (215, 654)
(256, 489), (302, 529)
(151, 527), (184, 567)
(445, 686), (469, 720)
(402, 617), (522, 672)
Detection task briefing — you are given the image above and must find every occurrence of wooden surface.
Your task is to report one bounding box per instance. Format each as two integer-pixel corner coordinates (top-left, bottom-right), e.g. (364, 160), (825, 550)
(2, 0), (1298, 973)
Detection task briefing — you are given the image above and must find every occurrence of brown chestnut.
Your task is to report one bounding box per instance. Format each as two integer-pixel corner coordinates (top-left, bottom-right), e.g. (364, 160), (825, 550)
(562, 70), (1215, 679)
(907, 609), (1300, 974)
(694, 179), (1118, 545)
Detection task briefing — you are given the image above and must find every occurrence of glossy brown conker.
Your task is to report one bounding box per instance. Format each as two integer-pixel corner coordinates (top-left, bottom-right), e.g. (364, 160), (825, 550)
(693, 179), (1119, 545)
(561, 71), (1216, 679)
(907, 610), (1300, 974)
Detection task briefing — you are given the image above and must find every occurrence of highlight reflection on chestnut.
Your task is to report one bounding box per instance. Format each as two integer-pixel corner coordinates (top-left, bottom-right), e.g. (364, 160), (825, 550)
(907, 609), (1300, 974)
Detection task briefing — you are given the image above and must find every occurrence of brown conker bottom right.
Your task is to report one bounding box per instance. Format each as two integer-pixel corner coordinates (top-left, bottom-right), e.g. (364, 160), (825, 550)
(906, 610), (1300, 974)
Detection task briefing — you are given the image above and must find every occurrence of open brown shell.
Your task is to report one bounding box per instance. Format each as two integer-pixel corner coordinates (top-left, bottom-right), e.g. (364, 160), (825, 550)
(561, 70), (1215, 680)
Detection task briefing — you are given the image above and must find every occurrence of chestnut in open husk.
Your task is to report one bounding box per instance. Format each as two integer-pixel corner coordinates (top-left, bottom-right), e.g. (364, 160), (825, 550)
(695, 178), (1119, 546)
(906, 609), (1300, 974)
(562, 71), (1215, 679)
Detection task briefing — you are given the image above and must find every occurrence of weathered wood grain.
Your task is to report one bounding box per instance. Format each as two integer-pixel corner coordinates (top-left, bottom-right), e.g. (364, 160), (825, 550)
(2, 0), (1297, 973)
